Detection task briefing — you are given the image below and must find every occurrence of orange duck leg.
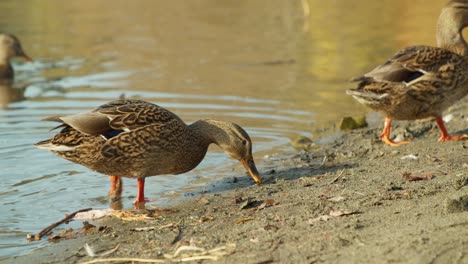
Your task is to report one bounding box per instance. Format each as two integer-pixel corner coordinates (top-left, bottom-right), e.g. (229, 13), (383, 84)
(380, 117), (410, 146)
(133, 178), (149, 209)
(108, 175), (122, 199)
(436, 117), (468, 142)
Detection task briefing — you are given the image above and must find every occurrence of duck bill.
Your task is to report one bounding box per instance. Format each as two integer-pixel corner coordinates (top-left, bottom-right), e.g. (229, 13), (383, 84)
(241, 157), (262, 184)
(21, 54), (33, 62)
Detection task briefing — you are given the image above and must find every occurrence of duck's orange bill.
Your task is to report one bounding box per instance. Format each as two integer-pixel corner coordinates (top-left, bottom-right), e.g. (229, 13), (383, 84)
(241, 157), (262, 184)
(21, 55), (33, 62)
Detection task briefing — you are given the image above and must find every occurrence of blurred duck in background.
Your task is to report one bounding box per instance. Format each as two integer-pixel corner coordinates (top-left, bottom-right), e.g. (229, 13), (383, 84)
(0, 33), (32, 109)
(348, 0), (468, 146)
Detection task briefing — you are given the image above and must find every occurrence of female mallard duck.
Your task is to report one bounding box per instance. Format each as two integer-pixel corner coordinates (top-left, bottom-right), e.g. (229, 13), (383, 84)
(347, 0), (468, 146)
(0, 34), (32, 79)
(35, 99), (263, 207)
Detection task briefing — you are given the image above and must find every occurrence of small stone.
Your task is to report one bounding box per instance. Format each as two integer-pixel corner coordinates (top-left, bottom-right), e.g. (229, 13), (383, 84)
(445, 190), (468, 213)
(454, 176), (468, 190)
(339, 116), (368, 131)
(291, 136), (315, 151)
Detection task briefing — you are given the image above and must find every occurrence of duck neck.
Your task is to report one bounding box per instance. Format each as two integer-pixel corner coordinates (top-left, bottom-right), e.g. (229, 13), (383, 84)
(436, 3), (468, 55)
(189, 119), (230, 149)
(0, 63), (13, 79)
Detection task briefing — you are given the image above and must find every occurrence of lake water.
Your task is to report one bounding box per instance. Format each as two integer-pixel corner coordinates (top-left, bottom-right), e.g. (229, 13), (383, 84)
(0, 0), (449, 259)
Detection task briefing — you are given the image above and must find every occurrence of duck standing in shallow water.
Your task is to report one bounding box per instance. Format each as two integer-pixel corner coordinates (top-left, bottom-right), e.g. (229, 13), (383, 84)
(35, 99), (262, 207)
(0, 33), (32, 79)
(0, 34), (33, 108)
(347, 0), (468, 146)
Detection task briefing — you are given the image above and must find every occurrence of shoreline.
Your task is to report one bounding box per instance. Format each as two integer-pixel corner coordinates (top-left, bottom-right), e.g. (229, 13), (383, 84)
(6, 98), (468, 264)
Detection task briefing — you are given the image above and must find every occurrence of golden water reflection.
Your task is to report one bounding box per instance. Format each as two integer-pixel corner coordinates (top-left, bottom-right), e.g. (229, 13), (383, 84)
(1, 0), (446, 131)
(0, 0), (455, 258)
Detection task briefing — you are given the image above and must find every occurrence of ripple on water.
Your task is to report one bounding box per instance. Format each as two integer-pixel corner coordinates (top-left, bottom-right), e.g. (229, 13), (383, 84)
(0, 70), (310, 259)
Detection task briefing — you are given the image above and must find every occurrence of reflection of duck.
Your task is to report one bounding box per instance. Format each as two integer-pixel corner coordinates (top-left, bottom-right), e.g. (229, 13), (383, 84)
(35, 99), (262, 208)
(0, 80), (26, 109)
(347, 0), (468, 146)
(0, 34), (32, 108)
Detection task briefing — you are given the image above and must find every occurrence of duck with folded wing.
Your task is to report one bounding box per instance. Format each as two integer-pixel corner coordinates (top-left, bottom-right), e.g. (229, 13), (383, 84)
(348, 0), (468, 146)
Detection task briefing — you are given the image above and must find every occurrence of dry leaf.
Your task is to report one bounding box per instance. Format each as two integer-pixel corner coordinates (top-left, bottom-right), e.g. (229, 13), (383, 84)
(328, 196), (345, 202)
(402, 172), (434, 181)
(235, 217), (255, 224)
(329, 210), (359, 217)
(239, 198), (255, 210)
(308, 215), (332, 224)
(199, 216), (214, 223)
(73, 209), (112, 220)
(264, 224), (279, 231)
(257, 199), (279, 210)
(197, 197), (210, 205)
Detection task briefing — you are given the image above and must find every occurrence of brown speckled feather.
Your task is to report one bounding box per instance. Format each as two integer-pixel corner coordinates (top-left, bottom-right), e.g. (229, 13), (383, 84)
(36, 100), (207, 178)
(348, 0), (468, 121)
(36, 99), (263, 205)
(348, 45), (468, 120)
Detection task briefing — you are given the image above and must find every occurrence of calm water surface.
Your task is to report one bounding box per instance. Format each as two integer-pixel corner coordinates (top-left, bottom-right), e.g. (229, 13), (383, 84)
(0, 0), (449, 258)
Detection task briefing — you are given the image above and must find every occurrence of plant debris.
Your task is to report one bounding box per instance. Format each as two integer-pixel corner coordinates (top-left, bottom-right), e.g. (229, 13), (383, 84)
(309, 210), (361, 224)
(237, 197), (256, 210)
(197, 197), (210, 205)
(235, 217), (255, 224)
(74, 209), (112, 220)
(27, 208), (92, 241)
(328, 196), (346, 202)
(402, 172), (434, 181)
(256, 199), (279, 210)
(132, 222), (179, 232)
(111, 209), (176, 221)
(84, 243), (120, 258)
(401, 154), (418, 160)
(79, 244), (236, 263)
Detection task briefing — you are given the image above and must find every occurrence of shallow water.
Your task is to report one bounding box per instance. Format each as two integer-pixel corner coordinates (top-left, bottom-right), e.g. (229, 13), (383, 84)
(0, 0), (448, 259)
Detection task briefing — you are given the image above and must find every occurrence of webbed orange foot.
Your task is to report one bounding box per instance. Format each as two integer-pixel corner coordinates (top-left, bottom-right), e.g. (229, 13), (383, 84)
(435, 117), (468, 143)
(381, 135), (410, 146)
(380, 117), (410, 146)
(438, 134), (468, 142)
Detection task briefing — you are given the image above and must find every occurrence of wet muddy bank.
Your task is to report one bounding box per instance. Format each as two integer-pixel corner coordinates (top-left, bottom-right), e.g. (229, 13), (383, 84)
(6, 99), (468, 264)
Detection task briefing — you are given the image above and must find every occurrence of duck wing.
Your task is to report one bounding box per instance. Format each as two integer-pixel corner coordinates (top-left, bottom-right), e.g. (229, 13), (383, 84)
(43, 100), (184, 137)
(352, 45), (458, 85)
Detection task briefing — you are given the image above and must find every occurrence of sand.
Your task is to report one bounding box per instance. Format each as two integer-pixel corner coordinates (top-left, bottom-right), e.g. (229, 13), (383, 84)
(6, 99), (468, 264)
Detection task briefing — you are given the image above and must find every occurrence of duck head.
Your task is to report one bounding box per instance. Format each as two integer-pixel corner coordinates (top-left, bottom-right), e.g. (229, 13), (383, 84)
(0, 34), (32, 62)
(437, 0), (468, 54)
(203, 119), (263, 184)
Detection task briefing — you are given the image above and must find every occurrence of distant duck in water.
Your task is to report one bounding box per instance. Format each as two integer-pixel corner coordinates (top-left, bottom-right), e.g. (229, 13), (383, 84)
(347, 0), (468, 146)
(0, 34), (32, 79)
(0, 34), (32, 108)
(35, 99), (262, 208)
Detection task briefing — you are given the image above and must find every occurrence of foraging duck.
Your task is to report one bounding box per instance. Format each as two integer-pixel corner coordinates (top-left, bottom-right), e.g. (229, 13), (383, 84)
(0, 34), (32, 79)
(35, 99), (262, 207)
(347, 0), (468, 146)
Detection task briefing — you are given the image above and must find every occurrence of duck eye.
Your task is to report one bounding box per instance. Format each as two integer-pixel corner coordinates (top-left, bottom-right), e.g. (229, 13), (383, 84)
(241, 139), (247, 145)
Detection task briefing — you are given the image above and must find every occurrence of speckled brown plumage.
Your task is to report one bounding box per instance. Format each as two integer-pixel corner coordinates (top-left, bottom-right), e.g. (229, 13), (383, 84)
(36, 99), (262, 207)
(347, 0), (468, 146)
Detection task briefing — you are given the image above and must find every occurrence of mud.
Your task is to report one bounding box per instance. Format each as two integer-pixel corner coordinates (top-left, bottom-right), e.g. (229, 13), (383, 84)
(5, 99), (468, 264)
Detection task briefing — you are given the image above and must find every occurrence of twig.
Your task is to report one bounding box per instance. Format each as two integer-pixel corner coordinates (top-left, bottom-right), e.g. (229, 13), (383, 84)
(85, 243), (120, 257)
(27, 208), (92, 241)
(319, 155), (328, 167)
(170, 225), (182, 245)
(79, 258), (165, 264)
(327, 170), (345, 185)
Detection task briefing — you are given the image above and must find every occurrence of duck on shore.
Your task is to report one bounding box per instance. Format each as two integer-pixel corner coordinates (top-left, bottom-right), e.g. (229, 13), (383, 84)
(347, 0), (468, 146)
